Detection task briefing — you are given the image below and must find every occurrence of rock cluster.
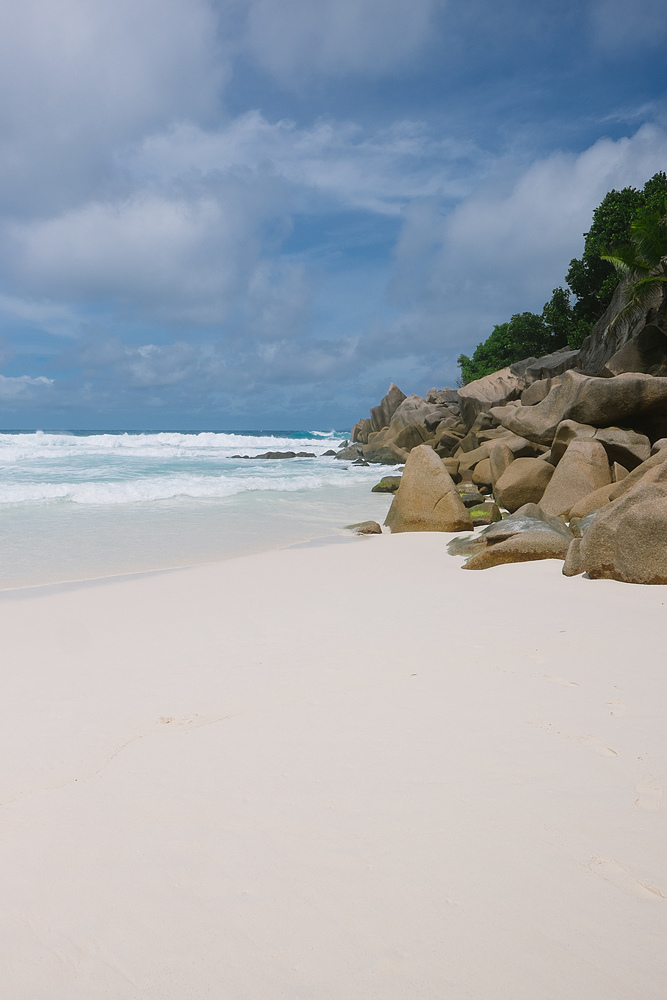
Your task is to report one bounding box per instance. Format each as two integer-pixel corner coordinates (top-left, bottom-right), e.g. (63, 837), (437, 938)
(348, 299), (667, 584)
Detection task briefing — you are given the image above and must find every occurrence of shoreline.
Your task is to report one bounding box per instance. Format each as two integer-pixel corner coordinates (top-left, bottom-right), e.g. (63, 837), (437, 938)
(0, 478), (394, 591)
(1, 532), (665, 998)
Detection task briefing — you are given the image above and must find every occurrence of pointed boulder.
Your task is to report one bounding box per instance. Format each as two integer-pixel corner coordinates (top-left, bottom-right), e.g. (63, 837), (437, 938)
(385, 445), (473, 533)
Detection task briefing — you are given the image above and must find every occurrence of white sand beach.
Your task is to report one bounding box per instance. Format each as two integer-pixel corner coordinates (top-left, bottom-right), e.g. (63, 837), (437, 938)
(1, 532), (665, 999)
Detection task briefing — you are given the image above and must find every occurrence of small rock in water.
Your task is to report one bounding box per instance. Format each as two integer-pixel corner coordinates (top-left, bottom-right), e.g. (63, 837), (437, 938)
(352, 458), (370, 466)
(322, 450), (337, 456)
(254, 451), (316, 459)
(345, 520), (382, 534)
(371, 475), (402, 493)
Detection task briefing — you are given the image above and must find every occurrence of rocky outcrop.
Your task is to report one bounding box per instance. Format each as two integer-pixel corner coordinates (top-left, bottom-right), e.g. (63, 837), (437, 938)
(351, 383), (406, 443)
(601, 325), (667, 377)
(346, 320), (667, 581)
(457, 367), (523, 430)
(578, 279), (667, 376)
(384, 445), (472, 533)
(369, 383), (407, 434)
(516, 347), (581, 384)
(491, 371), (667, 445)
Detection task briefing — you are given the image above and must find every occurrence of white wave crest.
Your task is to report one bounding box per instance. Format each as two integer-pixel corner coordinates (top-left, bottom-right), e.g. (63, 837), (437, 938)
(0, 467), (389, 506)
(0, 429), (345, 464)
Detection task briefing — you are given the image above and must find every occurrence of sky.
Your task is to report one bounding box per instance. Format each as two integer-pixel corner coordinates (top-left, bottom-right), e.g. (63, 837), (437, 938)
(0, 0), (665, 429)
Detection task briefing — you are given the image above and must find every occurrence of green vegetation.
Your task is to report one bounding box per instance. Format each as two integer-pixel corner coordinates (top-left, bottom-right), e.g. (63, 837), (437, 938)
(602, 195), (667, 325)
(457, 172), (667, 384)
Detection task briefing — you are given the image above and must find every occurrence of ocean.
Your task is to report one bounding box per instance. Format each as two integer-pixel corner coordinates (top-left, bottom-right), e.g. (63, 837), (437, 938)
(0, 429), (395, 590)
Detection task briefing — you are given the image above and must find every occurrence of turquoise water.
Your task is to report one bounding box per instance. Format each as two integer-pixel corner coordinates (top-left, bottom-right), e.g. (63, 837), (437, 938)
(0, 430), (395, 588)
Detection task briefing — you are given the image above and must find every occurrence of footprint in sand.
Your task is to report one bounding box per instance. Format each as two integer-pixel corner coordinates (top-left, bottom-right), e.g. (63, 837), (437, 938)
(589, 857), (664, 901)
(635, 777), (662, 812)
(526, 723), (618, 757)
(540, 673), (580, 688)
(606, 698), (626, 717)
(576, 734), (618, 757)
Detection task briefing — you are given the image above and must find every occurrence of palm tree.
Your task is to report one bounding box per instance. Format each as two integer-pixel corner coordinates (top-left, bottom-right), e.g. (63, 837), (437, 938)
(602, 198), (667, 326)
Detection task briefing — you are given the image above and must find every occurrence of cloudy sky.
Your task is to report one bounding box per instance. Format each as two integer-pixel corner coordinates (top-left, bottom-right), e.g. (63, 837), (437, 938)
(0, 0), (665, 428)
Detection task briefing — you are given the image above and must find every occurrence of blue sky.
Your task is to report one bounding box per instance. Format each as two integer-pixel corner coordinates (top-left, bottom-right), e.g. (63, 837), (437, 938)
(0, 0), (665, 429)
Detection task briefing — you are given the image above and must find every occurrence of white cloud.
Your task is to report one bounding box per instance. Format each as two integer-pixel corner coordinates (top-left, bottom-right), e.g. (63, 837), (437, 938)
(389, 123), (667, 356)
(0, 374), (53, 401)
(0, 0), (225, 214)
(2, 113), (477, 332)
(243, 0), (444, 83)
(130, 114), (476, 215)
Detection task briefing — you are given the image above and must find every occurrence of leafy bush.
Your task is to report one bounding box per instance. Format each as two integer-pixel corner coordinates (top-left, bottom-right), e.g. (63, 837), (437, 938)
(457, 292), (571, 384)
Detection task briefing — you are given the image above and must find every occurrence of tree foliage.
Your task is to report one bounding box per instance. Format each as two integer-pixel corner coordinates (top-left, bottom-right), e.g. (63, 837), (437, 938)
(602, 196), (667, 323)
(457, 172), (667, 384)
(457, 297), (571, 384)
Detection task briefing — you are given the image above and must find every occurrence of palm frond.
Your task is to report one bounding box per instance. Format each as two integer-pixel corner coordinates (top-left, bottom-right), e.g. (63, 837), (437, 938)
(624, 274), (667, 306)
(600, 250), (649, 277)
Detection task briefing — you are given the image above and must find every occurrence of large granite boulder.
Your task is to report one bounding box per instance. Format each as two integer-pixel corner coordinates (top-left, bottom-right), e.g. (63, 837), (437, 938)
(548, 419), (650, 470)
(361, 442), (408, 465)
(521, 379), (553, 406)
(386, 394), (447, 432)
(490, 371), (667, 445)
(423, 407), (457, 433)
(350, 417), (373, 444)
(471, 458), (492, 487)
(456, 503), (573, 570)
(434, 425), (465, 458)
(495, 457), (554, 512)
(425, 387), (460, 406)
(593, 426), (650, 470)
(457, 433), (544, 477)
(520, 347), (581, 385)
(385, 445), (473, 533)
(601, 325), (667, 378)
(539, 439), (611, 517)
(334, 442), (364, 461)
(578, 278), (667, 376)
(386, 422), (433, 452)
(573, 462), (667, 583)
(361, 393), (455, 462)
(457, 367), (523, 430)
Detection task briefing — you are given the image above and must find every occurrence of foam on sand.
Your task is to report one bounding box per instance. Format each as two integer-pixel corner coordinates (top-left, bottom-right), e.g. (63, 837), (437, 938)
(0, 532), (665, 998)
